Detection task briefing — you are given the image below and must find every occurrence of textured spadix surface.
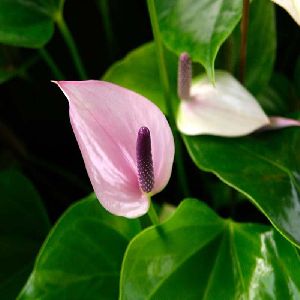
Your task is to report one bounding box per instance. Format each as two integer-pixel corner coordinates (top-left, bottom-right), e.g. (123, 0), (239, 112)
(177, 71), (269, 136)
(55, 81), (174, 218)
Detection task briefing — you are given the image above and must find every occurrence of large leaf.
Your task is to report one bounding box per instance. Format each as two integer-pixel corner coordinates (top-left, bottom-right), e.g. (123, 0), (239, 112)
(103, 42), (178, 114)
(183, 123), (300, 247)
(0, 169), (50, 299)
(18, 194), (141, 300)
(155, 0), (243, 81)
(120, 199), (300, 299)
(0, 0), (63, 48)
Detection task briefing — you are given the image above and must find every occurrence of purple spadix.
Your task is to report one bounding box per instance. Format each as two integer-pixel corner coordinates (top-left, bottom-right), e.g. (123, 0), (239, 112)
(178, 52), (192, 99)
(136, 126), (154, 193)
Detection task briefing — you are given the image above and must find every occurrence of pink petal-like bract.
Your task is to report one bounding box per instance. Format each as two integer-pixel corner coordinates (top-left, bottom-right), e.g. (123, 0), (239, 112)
(54, 81), (174, 218)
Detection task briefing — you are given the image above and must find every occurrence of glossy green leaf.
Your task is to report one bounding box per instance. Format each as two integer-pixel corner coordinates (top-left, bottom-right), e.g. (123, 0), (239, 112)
(0, 169), (50, 299)
(120, 199), (300, 299)
(0, 0), (63, 48)
(103, 42), (178, 114)
(18, 194), (141, 300)
(183, 122), (300, 247)
(155, 0), (243, 81)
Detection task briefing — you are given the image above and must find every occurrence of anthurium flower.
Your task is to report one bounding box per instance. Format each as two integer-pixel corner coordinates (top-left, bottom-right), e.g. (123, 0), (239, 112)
(54, 81), (174, 218)
(176, 53), (270, 136)
(271, 0), (300, 26)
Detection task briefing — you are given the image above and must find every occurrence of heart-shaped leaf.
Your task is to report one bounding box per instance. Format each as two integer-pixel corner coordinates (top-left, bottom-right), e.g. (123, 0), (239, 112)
(0, 170), (50, 299)
(155, 0), (243, 81)
(183, 123), (300, 247)
(120, 199), (300, 299)
(103, 42), (177, 115)
(18, 194), (141, 300)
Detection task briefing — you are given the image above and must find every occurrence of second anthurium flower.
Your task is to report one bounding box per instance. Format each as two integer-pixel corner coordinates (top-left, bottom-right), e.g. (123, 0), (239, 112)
(177, 53), (300, 136)
(54, 81), (174, 218)
(177, 52), (269, 136)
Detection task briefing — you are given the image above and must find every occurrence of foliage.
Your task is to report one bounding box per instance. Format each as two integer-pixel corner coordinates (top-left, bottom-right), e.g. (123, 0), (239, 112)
(1, 0), (300, 299)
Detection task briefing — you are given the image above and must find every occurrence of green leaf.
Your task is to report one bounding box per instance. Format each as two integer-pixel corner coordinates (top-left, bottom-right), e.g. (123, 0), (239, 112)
(0, 169), (50, 299)
(103, 42), (178, 115)
(183, 124), (300, 247)
(0, 0), (63, 48)
(155, 0), (243, 81)
(120, 199), (300, 299)
(18, 194), (141, 300)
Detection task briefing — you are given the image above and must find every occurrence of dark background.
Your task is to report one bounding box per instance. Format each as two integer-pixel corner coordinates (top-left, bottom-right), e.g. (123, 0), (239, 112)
(1, 0), (299, 223)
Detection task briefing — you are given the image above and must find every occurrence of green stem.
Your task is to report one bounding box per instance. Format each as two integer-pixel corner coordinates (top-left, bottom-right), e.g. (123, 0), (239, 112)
(147, 198), (159, 226)
(96, 0), (115, 61)
(55, 13), (87, 79)
(147, 0), (189, 197)
(38, 48), (65, 80)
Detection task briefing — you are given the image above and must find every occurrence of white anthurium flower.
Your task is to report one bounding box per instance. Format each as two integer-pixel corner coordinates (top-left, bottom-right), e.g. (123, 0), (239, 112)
(176, 53), (270, 137)
(176, 53), (300, 137)
(271, 0), (300, 26)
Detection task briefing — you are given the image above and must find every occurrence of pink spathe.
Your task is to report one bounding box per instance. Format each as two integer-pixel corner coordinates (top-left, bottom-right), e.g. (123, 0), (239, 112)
(54, 80), (174, 218)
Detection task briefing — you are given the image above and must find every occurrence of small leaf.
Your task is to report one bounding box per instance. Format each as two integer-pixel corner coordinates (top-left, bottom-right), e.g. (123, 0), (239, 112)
(18, 194), (141, 299)
(0, 0), (64, 48)
(120, 199), (300, 299)
(155, 0), (243, 81)
(183, 121), (300, 247)
(0, 169), (50, 299)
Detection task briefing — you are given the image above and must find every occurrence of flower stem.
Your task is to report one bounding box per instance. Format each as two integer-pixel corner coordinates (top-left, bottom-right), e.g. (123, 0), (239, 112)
(55, 13), (87, 79)
(240, 0), (250, 83)
(147, 198), (159, 226)
(38, 48), (65, 80)
(146, 0), (190, 197)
